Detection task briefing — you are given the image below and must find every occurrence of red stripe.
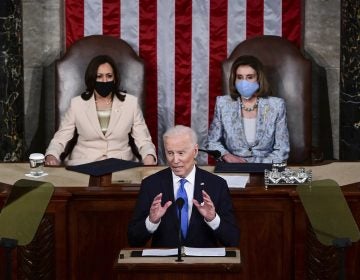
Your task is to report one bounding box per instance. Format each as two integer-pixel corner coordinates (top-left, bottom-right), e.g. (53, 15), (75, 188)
(65, 0), (84, 48)
(209, 0), (228, 124)
(139, 0), (158, 148)
(64, 0), (303, 152)
(282, 0), (302, 48)
(174, 0), (192, 127)
(208, 0), (228, 164)
(246, 0), (264, 39)
(103, 0), (120, 37)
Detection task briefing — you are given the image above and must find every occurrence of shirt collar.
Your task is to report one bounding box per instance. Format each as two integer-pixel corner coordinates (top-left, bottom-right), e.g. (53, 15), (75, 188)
(171, 165), (196, 185)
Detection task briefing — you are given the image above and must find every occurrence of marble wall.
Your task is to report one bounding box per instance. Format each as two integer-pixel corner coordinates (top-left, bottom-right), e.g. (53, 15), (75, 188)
(340, 0), (360, 159)
(22, 0), (343, 160)
(0, 0), (24, 161)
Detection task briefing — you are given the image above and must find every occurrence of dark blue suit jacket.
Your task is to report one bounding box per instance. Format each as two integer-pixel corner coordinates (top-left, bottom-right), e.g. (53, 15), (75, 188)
(128, 166), (240, 248)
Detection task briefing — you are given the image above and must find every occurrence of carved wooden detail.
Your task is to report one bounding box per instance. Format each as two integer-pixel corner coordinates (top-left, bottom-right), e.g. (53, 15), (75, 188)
(1, 181), (360, 280)
(305, 225), (339, 280)
(17, 214), (55, 280)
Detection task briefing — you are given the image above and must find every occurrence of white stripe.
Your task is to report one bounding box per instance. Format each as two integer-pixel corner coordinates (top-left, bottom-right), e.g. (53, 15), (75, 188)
(84, 0), (103, 35)
(264, 0), (282, 36)
(157, 0), (176, 163)
(120, 0), (140, 53)
(227, 0), (247, 56)
(191, 0), (210, 164)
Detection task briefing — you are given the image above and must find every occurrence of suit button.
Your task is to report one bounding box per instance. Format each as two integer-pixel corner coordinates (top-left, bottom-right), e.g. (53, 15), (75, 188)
(248, 147), (252, 152)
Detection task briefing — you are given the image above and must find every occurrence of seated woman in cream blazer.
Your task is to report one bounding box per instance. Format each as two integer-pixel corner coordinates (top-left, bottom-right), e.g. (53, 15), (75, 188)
(45, 55), (157, 166)
(207, 55), (289, 164)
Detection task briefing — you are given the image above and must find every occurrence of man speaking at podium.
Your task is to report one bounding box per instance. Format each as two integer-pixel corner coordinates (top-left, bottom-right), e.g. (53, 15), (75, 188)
(128, 125), (239, 248)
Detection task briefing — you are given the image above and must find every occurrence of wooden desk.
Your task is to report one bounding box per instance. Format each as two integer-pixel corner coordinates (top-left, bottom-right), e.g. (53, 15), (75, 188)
(114, 249), (241, 280)
(0, 162), (359, 280)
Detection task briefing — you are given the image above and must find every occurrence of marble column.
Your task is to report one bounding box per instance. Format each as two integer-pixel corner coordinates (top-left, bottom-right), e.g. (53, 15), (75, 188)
(0, 0), (24, 161)
(340, 0), (360, 159)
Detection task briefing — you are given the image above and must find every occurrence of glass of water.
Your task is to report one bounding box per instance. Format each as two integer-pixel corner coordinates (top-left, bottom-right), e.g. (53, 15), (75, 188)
(29, 153), (45, 176)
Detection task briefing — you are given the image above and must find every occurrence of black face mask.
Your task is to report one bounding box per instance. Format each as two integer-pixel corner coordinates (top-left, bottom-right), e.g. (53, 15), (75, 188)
(95, 81), (114, 97)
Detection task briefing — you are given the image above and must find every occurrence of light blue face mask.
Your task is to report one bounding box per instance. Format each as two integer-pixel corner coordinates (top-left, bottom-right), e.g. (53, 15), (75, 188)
(235, 80), (259, 99)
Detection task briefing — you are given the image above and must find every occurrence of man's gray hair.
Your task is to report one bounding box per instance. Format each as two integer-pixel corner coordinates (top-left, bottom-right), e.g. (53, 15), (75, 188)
(163, 125), (198, 145)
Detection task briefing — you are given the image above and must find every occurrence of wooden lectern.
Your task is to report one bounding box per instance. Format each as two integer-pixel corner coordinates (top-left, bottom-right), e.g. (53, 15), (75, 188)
(114, 249), (242, 280)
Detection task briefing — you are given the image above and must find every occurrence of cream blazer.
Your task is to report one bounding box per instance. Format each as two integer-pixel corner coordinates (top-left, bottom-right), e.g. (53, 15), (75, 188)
(46, 94), (156, 166)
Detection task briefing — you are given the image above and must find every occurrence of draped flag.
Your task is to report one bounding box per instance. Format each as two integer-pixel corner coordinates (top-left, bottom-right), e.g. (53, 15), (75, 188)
(65, 0), (302, 163)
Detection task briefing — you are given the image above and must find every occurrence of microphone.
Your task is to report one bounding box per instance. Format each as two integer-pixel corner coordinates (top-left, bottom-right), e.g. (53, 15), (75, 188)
(176, 197), (185, 210)
(198, 149), (222, 161)
(175, 197), (185, 262)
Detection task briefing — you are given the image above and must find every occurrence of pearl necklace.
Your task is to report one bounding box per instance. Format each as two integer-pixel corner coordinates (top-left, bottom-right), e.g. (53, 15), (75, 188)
(240, 98), (259, 112)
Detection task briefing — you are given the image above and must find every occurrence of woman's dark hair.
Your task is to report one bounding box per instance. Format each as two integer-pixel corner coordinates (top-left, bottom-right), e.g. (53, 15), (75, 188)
(81, 55), (125, 101)
(229, 55), (271, 100)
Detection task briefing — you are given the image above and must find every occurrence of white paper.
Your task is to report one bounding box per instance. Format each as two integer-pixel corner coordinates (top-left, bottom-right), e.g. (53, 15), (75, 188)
(25, 173), (49, 178)
(142, 247), (225, 257)
(184, 247), (225, 256)
(142, 248), (178, 256)
(219, 175), (249, 188)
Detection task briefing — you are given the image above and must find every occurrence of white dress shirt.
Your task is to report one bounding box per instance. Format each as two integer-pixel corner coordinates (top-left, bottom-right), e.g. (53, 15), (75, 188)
(146, 165), (220, 233)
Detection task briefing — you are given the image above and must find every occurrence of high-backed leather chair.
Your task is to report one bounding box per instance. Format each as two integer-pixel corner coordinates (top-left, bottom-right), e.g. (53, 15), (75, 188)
(222, 35), (312, 164)
(55, 35), (145, 161)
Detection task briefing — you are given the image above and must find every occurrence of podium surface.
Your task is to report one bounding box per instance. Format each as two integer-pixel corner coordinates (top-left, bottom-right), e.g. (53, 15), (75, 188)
(114, 249), (241, 280)
(0, 161), (359, 187)
(0, 162), (360, 279)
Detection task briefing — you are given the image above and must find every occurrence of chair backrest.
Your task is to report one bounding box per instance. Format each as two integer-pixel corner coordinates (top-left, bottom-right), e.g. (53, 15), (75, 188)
(222, 35), (312, 164)
(55, 35), (145, 127)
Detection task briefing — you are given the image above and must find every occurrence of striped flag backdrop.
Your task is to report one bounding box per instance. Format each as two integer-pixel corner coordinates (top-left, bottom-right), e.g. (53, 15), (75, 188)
(65, 0), (302, 163)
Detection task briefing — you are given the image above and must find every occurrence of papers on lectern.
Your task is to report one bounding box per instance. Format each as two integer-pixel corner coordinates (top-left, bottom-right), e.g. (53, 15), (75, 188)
(218, 175), (249, 188)
(142, 247), (225, 257)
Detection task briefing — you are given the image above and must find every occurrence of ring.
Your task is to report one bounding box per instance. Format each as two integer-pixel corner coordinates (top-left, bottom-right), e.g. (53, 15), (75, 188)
(200, 202), (204, 207)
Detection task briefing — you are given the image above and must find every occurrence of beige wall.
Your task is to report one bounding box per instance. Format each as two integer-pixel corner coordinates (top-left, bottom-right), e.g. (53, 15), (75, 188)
(22, 0), (341, 158)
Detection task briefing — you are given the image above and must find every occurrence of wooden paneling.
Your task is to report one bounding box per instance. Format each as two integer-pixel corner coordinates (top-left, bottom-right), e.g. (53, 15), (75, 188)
(68, 194), (136, 280)
(1, 180), (360, 280)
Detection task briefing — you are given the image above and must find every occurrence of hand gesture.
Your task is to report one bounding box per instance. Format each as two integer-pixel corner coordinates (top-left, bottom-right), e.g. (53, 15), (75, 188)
(149, 193), (172, 223)
(193, 190), (216, 222)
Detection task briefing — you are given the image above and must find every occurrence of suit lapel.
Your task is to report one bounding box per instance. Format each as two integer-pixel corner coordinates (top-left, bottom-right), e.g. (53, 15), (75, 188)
(192, 167), (205, 205)
(160, 168), (175, 203)
(233, 99), (248, 146)
(187, 167), (205, 238)
(84, 95), (105, 139)
(160, 168), (179, 233)
(254, 98), (268, 143)
(105, 96), (125, 137)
